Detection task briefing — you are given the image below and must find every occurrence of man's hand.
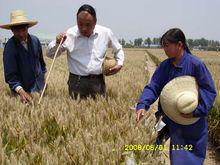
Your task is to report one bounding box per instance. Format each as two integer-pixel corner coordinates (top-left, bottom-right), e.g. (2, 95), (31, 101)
(106, 65), (122, 76)
(180, 112), (193, 118)
(56, 32), (67, 44)
(18, 88), (32, 104)
(136, 109), (146, 123)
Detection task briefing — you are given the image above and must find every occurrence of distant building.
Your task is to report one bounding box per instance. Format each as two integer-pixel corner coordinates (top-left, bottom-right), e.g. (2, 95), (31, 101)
(143, 44), (160, 48)
(0, 37), (51, 49)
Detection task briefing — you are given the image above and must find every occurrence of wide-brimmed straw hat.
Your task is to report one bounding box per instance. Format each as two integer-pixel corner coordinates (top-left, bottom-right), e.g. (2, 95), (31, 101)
(102, 56), (117, 76)
(0, 10), (38, 30)
(160, 76), (200, 125)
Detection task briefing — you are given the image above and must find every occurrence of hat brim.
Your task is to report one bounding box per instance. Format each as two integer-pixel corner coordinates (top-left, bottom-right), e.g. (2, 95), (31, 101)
(160, 76), (200, 125)
(0, 21), (38, 30)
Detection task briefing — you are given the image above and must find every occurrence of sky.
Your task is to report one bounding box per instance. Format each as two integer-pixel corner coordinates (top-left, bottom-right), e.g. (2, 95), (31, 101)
(0, 0), (220, 41)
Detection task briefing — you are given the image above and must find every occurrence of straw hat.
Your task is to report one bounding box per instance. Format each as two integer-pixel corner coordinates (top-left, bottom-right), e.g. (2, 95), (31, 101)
(160, 76), (200, 125)
(0, 10), (38, 30)
(102, 56), (117, 75)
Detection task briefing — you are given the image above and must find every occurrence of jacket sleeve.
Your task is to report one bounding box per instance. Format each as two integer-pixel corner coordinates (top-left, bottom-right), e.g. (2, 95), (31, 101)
(193, 62), (216, 117)
(136, 65), (163, 111)
(3, 42), (22, 91)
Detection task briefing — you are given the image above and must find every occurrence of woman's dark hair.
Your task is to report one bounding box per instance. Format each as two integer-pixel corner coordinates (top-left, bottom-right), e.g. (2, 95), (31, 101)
(77, 4), (97, 22)
(160, 28), (191, 54)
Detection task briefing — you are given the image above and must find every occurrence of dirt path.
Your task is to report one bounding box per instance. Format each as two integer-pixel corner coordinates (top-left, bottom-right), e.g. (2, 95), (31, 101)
(144, 51), (220, 165)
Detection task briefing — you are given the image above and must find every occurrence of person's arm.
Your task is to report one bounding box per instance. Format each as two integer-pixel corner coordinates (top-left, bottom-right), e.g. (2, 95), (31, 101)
(193, 62), (216, 117)
(136, 68), (163, 110)
(3, 43), (22, 92)
(136, 66), (164, 121)
(3, 43), (32, 103)
(46, 32), (67, 59)
(107, 29), (124, 75)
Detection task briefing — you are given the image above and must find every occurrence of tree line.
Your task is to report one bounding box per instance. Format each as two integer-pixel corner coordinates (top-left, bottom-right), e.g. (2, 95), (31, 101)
(119, 37), (220, 51)
(1, 37), (220, 51)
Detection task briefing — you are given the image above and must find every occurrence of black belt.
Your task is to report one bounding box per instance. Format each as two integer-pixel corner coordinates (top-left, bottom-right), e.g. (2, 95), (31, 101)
(70, 72), (103, 79)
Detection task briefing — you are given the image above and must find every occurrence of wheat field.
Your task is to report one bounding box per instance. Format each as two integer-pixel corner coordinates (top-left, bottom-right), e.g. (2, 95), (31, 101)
(0, 48), (163, 164)
(1, 48), (219, 164)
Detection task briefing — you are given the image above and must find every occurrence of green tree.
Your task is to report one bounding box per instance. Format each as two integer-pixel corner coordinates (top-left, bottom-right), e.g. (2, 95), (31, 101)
(187, 39), (194, 48)
(134, 38), (143, 47)
(121, 38), (126, 47)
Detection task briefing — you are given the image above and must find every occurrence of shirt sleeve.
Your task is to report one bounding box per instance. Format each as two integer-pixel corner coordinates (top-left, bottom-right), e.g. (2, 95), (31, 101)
(193, 62), (216, 117)
(3, 43), (22, 91)
(15, 86), (23, 93)
(46, 40), (66, 59)
(136, 65), (163, 111)
(108, 29), (124, 66)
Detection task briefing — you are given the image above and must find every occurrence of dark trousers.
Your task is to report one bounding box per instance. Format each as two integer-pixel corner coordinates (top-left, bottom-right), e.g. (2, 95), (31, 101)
(68, 73), (106, 99)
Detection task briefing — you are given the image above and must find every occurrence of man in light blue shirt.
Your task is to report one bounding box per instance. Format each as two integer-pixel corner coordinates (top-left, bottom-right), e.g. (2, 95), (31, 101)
(47, 4), (124, 99)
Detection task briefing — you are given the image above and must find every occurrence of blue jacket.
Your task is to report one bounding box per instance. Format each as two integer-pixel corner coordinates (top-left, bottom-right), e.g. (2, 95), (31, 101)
(3, 34), (46, 92)
(136, 51), (216, 164)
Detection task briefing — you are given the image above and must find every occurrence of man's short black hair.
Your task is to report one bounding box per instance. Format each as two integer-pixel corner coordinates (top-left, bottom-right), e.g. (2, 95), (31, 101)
(77, 4), (97, 22)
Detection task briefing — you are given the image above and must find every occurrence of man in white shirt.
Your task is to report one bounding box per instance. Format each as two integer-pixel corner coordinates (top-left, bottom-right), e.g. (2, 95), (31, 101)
(47, 4), (124, 99)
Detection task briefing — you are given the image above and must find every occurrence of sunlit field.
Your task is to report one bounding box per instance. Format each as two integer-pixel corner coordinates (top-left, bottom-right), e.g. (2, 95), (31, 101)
(1, 48), (219, 164)
(0, 48), (163, 164)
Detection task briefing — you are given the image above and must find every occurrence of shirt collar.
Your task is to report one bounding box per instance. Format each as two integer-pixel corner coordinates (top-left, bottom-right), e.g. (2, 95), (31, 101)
(21, 39), (28, 45)
(170, 50), (188, 68)
(76, 26), (99, 38)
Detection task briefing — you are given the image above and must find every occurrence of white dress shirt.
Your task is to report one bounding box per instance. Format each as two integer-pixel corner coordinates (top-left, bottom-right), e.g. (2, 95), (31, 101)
(46, 24), (124, 76)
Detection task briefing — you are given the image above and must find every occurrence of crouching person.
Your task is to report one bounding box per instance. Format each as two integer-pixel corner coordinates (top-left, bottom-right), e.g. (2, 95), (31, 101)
(1, 10), (47, 103)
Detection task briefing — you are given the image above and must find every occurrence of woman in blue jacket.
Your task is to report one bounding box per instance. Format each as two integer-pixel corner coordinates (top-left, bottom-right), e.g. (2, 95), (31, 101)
(136, 28), (216, 164)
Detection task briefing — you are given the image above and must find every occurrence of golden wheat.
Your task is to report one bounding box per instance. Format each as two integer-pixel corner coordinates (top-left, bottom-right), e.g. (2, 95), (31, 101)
(0, 48), (163, 164)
